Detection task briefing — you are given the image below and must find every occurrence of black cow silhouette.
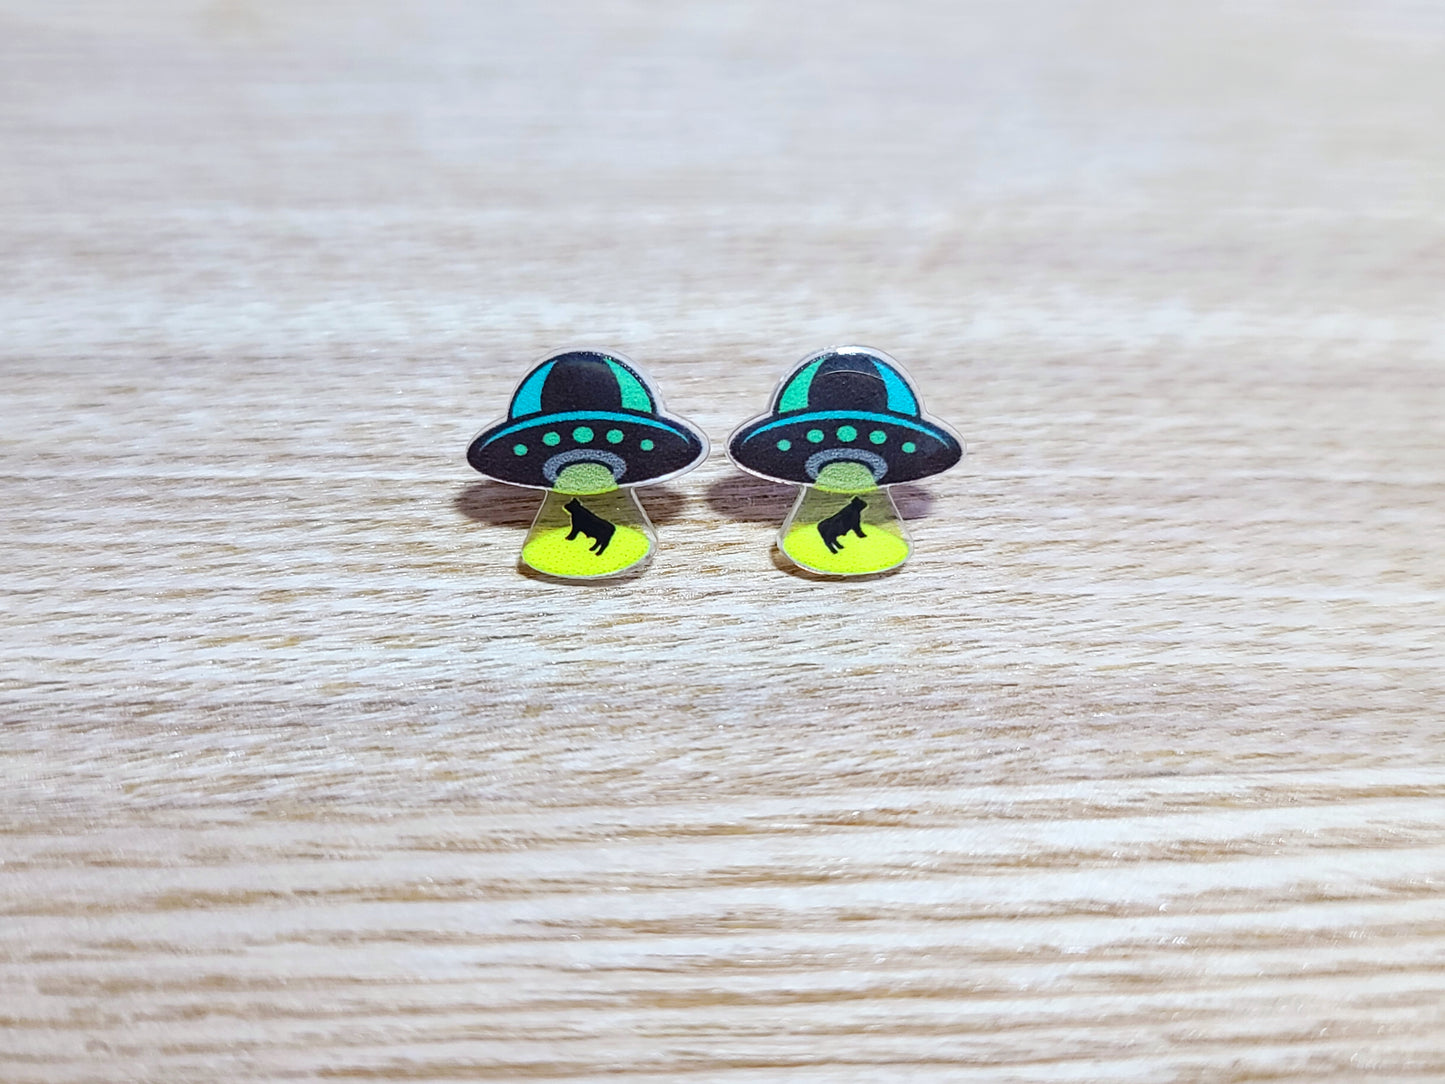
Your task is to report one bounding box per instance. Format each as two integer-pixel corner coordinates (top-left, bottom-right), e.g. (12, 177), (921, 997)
(817, 496), (867, 554)
(563, 498), (616, 555)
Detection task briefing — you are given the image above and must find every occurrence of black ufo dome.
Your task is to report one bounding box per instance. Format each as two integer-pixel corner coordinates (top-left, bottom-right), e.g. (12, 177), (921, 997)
(468, 350), (708, 489)
(728, 347), (963, 487)
(734, 348), (959, 488)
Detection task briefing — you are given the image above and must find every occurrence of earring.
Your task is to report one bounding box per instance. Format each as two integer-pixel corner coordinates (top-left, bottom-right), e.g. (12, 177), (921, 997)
(727, 345), (964, 575)
(467, 348), (708, 579)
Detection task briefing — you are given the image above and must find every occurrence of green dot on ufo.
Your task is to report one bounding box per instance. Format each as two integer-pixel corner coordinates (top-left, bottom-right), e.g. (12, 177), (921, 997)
(640, 438), (655, 451)
(542, 431), (561, 446)
(776, 438), (791, 451)
(902, 441), (917, 453)
(605, 429), (624, 444)
(512, 443), (528, 456)
(837, 425), (857, 442)
(572, 426), (593, 443)
(806, 429), (824, 443)
(869, 430), (887, 444)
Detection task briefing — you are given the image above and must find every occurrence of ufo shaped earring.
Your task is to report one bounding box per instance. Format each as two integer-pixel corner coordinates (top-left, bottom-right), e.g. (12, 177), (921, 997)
(728, 346), (964, 576)
(467, 349), (708, 579)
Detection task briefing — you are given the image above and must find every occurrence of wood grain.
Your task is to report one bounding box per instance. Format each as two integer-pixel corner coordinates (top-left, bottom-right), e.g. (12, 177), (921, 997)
(2, 1), (1443, 1080)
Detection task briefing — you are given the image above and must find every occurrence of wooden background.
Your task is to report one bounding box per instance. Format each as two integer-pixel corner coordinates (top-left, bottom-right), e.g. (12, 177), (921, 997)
(3, 1), (1443, 1080)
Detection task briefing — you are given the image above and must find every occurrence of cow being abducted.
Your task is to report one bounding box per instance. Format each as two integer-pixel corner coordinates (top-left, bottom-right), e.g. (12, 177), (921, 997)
(563, 498), (616, 555)
(816, 496), (867, 554)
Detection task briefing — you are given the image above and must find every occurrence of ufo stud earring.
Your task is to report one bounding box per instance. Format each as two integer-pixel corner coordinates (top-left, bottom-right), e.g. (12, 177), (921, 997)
(727, 345), (964, 576)
(467, 348), (708, 579)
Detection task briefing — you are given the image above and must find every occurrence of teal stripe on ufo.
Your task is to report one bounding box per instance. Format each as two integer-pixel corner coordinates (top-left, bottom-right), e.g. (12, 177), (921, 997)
(509, 361), (555, 418)
(743, 411), (946, 440)
(606, 360), (656, 413)
(872, 360), (919, 415)
(484, 410), (686, 444)
(776, 358), (825, 413)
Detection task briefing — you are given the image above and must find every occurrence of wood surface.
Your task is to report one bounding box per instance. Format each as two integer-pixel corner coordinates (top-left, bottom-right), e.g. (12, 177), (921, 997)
(2, 2), (1444, 1080)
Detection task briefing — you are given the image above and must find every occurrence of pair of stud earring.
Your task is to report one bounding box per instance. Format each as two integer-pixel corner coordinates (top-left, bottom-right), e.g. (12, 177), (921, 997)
(465, 345), (965, 579)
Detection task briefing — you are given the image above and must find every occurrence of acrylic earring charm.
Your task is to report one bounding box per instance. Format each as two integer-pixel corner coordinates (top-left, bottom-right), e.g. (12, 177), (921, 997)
(467, 348), (708, 579)
(727, 345), (964, 576)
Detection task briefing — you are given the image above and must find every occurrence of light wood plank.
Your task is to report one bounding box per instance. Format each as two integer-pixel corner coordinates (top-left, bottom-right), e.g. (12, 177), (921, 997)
(2, 2), (1443, 1080)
